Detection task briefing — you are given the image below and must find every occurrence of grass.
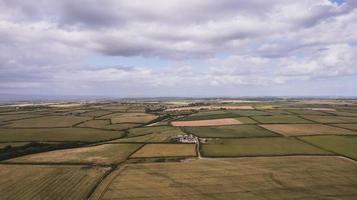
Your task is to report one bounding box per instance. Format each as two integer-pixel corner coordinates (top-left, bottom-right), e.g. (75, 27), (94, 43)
(234, 117), (257, 124)
(0, 128), (124, 142)
(251, 115), (313, 124)
(227, 110), (269, 116)
(4, 116), (91, 128)
(112, 126), (185, 143)
(110, 113), (157, 124)
(4, 143), (142, 165)
(99, 157), (357, 199)
(299, 135), (357, 160)
(201, 137), (331, 157)
(77, 120), (141, 130)
(262, 109), (293, 115)
(300, 115), (357, 123)
(0, 113), (43, 122)
(79, 110), (114, 117)
(182, 125), (278, 138)
(260, 124), (357, 136)
(131, 144), (196, 158)
(0, 164), (106, 200)
(0, 142), (30, 149)
(179, 110), (240, 121)
(286, 109), (331, 115)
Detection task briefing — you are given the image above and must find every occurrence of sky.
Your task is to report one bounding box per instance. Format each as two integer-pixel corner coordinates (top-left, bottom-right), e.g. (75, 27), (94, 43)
(0, 0), (356, 98)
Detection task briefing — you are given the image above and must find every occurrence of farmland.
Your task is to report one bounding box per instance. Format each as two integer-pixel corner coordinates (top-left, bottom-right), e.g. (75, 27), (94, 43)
(0, 164), (106, 200)
(0, 99), (356, 199)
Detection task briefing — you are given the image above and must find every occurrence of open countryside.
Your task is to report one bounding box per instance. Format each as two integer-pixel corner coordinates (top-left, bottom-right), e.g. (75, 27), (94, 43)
(1, 99), (357, 199)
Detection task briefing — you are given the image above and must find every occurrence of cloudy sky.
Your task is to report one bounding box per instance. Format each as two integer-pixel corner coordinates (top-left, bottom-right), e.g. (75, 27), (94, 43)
(0, 0), (356, 98)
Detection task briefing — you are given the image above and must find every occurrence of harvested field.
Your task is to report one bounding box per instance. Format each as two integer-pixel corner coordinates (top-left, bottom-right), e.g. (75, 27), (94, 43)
(260, 124), (357, 136)
(4, 143), (142, 165)
(251, 115), (313, 124)
(171, 118), (242, 127)
(300, 135), (357, 160)
(332, 123), (357, 131)
(182, 125), (278, 138)
(0, 128), (124, 142)
(78, 120), (141, 130)
(201, 137), (331, 157)
(131, 144), (196, 158)
(233, 117), (257, 124)
(300, 115), (357, 123)
(0, 164), (105, 200)
(98, 156), (357, 199)
(4, 116), (91, 128)
(111, 113), (157, 124)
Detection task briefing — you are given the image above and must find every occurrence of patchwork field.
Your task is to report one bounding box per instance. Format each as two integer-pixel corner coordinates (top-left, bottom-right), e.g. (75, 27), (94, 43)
(1, 100), (357, 199)
(3, 116), (91, 128)
(0, 164), (106, 200)
(97, 156), (357, 200)
(0, 128), (124, 142)
(131, 144), (196, 158)
(251, 115), (313, 124)
(201, 137), (331, 157)
(3, 143), (142, 165)
(300, 135), (357, 160)
(260, 124), (357, 136)
(182, 125), (278, 138)
(171, 118), (242, 126)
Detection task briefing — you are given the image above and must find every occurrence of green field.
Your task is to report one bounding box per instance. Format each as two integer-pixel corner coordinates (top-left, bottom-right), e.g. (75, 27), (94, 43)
(300, 135), (357, 160)
(3, 116), (91, 128)
(98, 157), (357, 199)
(0, 164), (106, 200)
(180, 110), (240, 121)
(182, 125), (278, 138)
(131, 144), (196, 158)
(251, 115), (313, 124)
(260, 124), (357, 136)
(201, 137), (331, 157)
(109, 126), (185, 143)
(227, 110), (269, 116)
(4, 143), (142, 165)
(0, 128), (124, 142)
(77, 120), (141, 130)
(286, 109), (331, 115)
(300, 115), (357, 123)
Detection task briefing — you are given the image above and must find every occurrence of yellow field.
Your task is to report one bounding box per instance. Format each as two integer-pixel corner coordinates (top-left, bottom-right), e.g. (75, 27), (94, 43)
(4, 144), (142, 165)
(131, 144), (196, 158)
(0, 164), (106, 200)
(97, 156), (357, 199)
